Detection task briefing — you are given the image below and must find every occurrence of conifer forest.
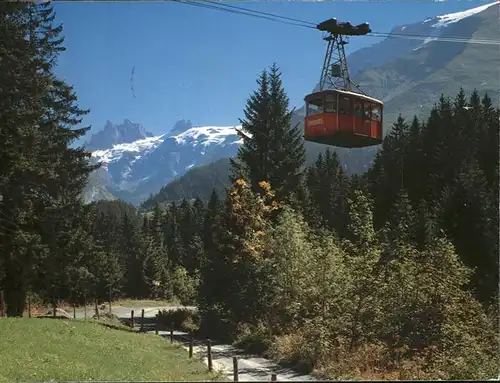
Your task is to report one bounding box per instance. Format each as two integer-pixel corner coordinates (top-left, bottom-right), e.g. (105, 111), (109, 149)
(0, 2), (498, 380)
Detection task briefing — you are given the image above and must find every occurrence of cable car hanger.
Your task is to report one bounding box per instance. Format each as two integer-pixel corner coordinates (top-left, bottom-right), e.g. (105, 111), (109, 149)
(301, 17), (385, 148)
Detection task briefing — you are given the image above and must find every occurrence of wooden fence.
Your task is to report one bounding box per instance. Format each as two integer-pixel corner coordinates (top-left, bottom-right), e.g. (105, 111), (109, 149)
(130, 308), (280, 382)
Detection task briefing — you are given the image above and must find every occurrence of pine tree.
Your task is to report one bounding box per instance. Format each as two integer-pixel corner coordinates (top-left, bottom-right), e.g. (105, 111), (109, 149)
(198, 190), (223, 324)
(89, 208), (123, 301)
(0, 2), (46, 316)
(120, 213), (147, 297)
(306, 149), (349, 236)
(0, 2), (96, 315)
(230, 63), (305, 203)
(149, 202), (164, 244)
(266, 63), (306, 202)
(230, 69), (269, 184)
(164, 201), (184, 268)
(203, 189), (222, 254)
(368, 89), (499, 305)
(368, 115), (411, 229)
(192, 197), (206, 236)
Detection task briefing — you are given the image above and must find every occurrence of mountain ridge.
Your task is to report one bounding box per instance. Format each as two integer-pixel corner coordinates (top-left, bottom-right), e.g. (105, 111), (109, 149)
(83, 122), (242, 205)
(85, 119), (154, 151)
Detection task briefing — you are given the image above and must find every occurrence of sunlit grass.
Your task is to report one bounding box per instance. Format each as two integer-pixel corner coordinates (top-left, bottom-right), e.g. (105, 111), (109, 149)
(0, 318), (221, 382)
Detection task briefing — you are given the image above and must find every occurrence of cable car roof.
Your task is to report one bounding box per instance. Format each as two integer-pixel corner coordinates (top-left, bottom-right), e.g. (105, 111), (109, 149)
(305, 89), (384, 105)
(317, 18), (371, 36)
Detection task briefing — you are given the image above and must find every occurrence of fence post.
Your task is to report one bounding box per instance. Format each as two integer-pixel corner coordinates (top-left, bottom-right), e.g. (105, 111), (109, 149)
(131, 310), (135, 328)
(233, 357), (238, 381)
(189, 334), (193, 358)
(108, 285), (112, 314)
(73, 304), (76, 319)
(94, 299), (99, 319)
(140, 309), (145, 332)
(28, 293), (31, 318)
(271, 373), (277, 381)
(170, 326), (174, 343)
(84, 297), (87, 319)
(207, 338), (213, 372)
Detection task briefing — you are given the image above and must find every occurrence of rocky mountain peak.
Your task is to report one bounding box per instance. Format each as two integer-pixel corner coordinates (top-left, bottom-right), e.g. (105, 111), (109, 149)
(86, 119), (153, 151)
(169, 119), (193, 136)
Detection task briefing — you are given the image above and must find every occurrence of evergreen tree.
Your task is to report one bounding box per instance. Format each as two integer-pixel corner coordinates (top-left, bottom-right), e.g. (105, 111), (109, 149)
(306, 149), (349, 236)
(89, 208), (123, 301)
(203, 189), (222, 254)
(230, 63), (305, 203)
(149, 202), (164, 244)
(368, 90), (499, 305)
(164, 201), (184, 268)
(120, 213), (147, 298)
(368, 115), (410, 228)
(0, 2), (96, 315)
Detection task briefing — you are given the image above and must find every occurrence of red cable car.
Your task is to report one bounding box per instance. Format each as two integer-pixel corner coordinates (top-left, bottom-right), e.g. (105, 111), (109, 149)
(304, 18), (384, 148)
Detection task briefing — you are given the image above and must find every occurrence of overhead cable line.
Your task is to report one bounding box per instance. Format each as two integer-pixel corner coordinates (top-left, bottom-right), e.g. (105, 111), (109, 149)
(200, 0), (500, 44)
(200, 0), (317, 27)
(370, 31), (500, 45)
(171, 0), (316, 29)
(171, 0), (500, 45)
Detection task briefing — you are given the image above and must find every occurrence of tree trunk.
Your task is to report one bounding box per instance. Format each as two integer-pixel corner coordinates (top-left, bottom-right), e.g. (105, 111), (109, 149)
(4, 266), (27, 317)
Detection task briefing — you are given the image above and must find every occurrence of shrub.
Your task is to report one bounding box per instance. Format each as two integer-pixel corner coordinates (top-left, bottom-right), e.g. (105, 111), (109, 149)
(234, 322), (274, 356)
(198, 304), (239, 343)
(171, 267), (199, 306)
(156, 308), (200, 333)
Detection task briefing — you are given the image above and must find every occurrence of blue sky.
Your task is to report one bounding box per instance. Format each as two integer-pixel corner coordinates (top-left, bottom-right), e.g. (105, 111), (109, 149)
(51, 0), (486, 139)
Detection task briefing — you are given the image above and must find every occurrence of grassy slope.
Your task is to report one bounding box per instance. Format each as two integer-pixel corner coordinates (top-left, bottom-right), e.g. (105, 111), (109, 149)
(0, 318), (219, 382)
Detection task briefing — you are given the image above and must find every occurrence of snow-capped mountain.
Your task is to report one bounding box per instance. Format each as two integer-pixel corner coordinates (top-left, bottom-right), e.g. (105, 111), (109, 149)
(83, 119), (242, 205)
(348, 0), (498, 122)
(338, 1), (498, 80)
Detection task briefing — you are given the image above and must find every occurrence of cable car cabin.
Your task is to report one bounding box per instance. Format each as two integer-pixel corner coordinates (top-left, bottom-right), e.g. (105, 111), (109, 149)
(304, 89), (383, 148)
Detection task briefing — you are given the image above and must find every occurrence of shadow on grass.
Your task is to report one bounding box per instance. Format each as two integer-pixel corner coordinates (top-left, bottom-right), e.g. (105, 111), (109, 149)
(156, 332), (310, 379)
(107, 313), (314, 380)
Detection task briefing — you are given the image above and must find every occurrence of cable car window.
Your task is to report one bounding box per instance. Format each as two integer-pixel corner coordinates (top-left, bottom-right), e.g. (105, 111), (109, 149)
(338, 96), (351, 115)
(371, 104), (381, 122)
(307, 99), (323, 116)
(364, 102), (372, 120)
(354, 100), (363, 117)
(325, 95), (337, 113)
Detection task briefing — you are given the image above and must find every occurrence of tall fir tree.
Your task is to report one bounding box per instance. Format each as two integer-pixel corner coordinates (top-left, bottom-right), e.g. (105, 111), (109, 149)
(306, 149), (349, 236)
(0, 2), (96, 315)
(230, 63), (305, 203)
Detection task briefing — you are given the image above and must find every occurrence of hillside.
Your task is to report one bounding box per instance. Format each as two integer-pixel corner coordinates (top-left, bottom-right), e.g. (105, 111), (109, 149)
(140, 158), (232, 210)
(354, 2), (499, 126)
(0, 318), (218, 382)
